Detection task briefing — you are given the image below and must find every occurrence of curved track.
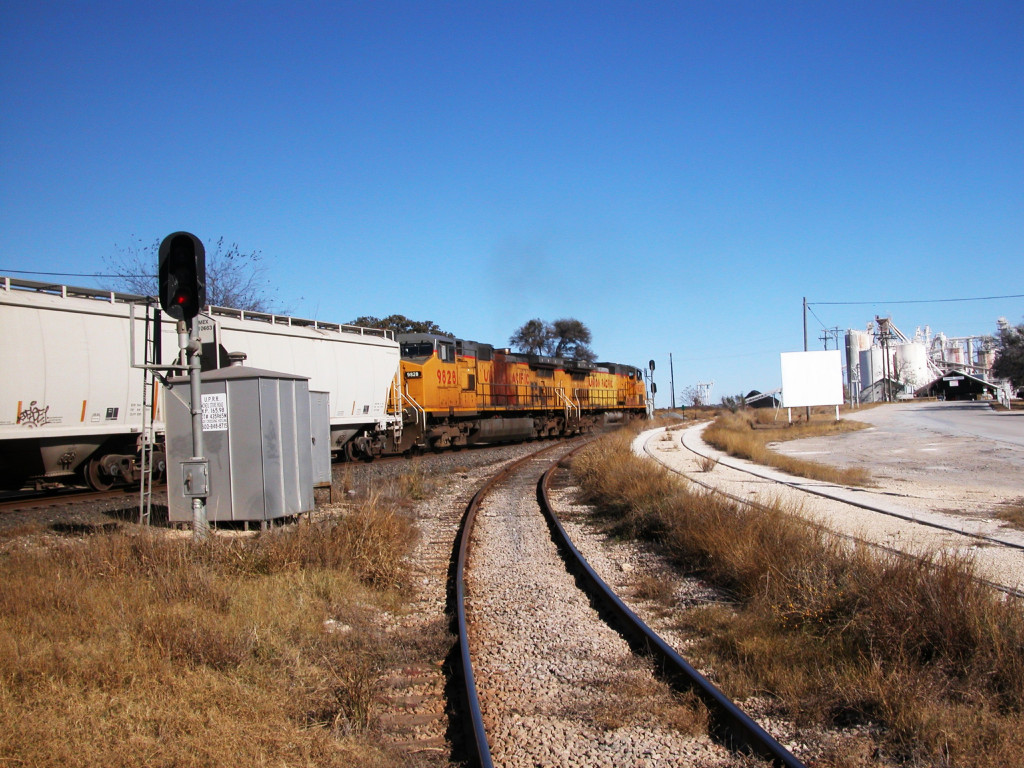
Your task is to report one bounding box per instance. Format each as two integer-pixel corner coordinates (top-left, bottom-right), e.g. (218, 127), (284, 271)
(454, 441), (806, 767)
(643, 424), (1024, 599)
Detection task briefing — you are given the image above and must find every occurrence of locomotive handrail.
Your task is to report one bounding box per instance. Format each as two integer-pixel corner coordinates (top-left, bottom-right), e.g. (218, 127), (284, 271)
(555, 387), (580, 421)
(401, 389), (427, 432)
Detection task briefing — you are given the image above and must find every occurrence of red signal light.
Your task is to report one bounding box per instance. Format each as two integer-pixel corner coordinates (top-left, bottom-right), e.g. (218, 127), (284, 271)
(158, 232), (205, 322)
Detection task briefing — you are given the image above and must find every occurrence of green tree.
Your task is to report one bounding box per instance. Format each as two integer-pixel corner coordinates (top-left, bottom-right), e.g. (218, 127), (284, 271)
(350, 314), (450, 336)
(992, 320), (1024, 391)
(104, 235), (277, 312)
(549, 318), (594, 360)
(509, 318), (549, 355)
(509, 317), (595, 361)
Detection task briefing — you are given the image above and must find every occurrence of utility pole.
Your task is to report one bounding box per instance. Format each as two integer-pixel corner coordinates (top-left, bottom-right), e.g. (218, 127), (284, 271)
(803, 297), (808, 353)
(669, 353), (676, 409)
(802, 297), (810, 421)
(876, 317), (893, 402)
(818, 327), (841, 350)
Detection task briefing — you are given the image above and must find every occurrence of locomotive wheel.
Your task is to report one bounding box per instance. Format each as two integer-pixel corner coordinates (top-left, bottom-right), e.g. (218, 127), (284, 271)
(84, 457), (115, 491)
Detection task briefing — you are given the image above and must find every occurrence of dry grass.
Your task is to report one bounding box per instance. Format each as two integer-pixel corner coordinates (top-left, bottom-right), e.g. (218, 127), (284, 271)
(698, 454), (719, 473)
(995, 497), (1024, 530)
(633, 570), (678, 607)
(702, 409), (871, 486)
(569, 662), (709, 735)
(571, 428), (1024, 767)
(0, 490), (422, 767)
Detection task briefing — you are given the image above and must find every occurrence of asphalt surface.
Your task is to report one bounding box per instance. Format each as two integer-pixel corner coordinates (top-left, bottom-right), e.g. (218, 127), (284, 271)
(850, 400), (1024, 448)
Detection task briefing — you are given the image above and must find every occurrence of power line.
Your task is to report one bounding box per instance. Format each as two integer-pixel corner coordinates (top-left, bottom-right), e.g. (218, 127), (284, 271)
(809, 293), (1024, 307)
(0, 268), (153, 279)
(806, 304), (829, 330)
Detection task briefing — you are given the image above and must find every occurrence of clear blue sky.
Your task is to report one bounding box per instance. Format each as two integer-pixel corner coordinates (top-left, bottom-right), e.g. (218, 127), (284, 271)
(2, 1), (1022, 403)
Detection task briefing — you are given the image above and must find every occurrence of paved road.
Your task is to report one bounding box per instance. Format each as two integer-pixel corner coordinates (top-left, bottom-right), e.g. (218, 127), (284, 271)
(848, 401), (1024, 448)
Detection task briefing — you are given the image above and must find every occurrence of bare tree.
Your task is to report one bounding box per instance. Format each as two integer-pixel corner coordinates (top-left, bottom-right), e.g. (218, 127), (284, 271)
(104, 235), (277, 312)
(680, 385), (706, 407)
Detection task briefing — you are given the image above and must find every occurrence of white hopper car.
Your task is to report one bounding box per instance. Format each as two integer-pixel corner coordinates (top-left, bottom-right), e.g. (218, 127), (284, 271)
(0, 276), (401, 490)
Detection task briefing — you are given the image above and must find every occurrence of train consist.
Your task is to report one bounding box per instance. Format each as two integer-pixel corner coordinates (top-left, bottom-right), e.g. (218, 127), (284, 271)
(1, 276), (648, 490)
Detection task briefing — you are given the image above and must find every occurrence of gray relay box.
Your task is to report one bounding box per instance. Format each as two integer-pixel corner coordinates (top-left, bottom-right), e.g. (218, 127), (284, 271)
(166, 366), (318, 523)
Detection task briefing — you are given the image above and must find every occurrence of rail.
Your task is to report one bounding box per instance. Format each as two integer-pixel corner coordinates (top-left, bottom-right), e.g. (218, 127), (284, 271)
(659, 426), (1024, 599)
(454, 442), (806, 768)
(536, 453), (806, 768)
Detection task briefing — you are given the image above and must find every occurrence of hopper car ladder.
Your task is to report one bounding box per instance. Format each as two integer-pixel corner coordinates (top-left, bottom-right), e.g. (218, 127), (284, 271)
(388, 371), (407, 451)
(137, 302), (161, 525)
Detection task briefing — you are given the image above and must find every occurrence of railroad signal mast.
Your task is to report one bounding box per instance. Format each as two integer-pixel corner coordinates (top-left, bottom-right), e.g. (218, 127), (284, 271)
(158, 233), (205, 322)
(644, 359), (656, 417)
(158, 232), (209, 540)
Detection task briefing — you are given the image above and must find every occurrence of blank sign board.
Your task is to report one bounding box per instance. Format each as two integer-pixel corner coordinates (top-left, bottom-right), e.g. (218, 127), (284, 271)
(780, 350), (843, 408)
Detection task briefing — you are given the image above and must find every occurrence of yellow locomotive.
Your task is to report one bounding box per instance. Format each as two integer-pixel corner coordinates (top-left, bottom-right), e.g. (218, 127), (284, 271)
(393, 333), (647, 452)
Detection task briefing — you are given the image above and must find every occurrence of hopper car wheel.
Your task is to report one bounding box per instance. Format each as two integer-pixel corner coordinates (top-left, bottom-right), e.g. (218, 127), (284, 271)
(84, 457), (115, 492)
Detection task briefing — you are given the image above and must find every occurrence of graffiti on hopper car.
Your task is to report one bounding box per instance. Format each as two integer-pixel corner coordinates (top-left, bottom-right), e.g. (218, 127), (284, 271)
(17, 401), (53, 427)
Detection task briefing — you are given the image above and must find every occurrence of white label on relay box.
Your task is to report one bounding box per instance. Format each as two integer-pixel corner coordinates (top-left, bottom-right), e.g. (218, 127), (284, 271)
(201, 393), (228, 431)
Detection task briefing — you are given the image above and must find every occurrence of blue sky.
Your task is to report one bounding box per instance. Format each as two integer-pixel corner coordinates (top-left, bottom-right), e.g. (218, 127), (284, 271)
(2, 1), (1022, 404)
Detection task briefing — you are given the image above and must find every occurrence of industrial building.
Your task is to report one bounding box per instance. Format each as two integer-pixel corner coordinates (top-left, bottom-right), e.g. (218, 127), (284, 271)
(844, 317), (1012, 404)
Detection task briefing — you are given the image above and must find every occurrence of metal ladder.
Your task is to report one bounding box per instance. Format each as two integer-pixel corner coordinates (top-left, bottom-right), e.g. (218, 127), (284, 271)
(388, 370), (406, 451)
(137, 303), (160, 525)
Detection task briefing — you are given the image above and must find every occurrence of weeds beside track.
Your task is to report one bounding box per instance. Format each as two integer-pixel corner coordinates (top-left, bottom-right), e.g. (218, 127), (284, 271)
(701, 409), (872, 486)
(0, 486), (419, 767)
(571, 427), (1024, 767)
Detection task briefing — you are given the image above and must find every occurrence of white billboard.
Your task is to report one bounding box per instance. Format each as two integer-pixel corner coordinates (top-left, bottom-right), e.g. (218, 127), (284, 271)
(780, 350), (843, 408)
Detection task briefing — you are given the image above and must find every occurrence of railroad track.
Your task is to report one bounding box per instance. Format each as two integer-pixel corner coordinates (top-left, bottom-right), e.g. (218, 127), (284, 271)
(645, 423), (1024, 599)
(0, 485), (152, 521)
(453, 441), (806, 767)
